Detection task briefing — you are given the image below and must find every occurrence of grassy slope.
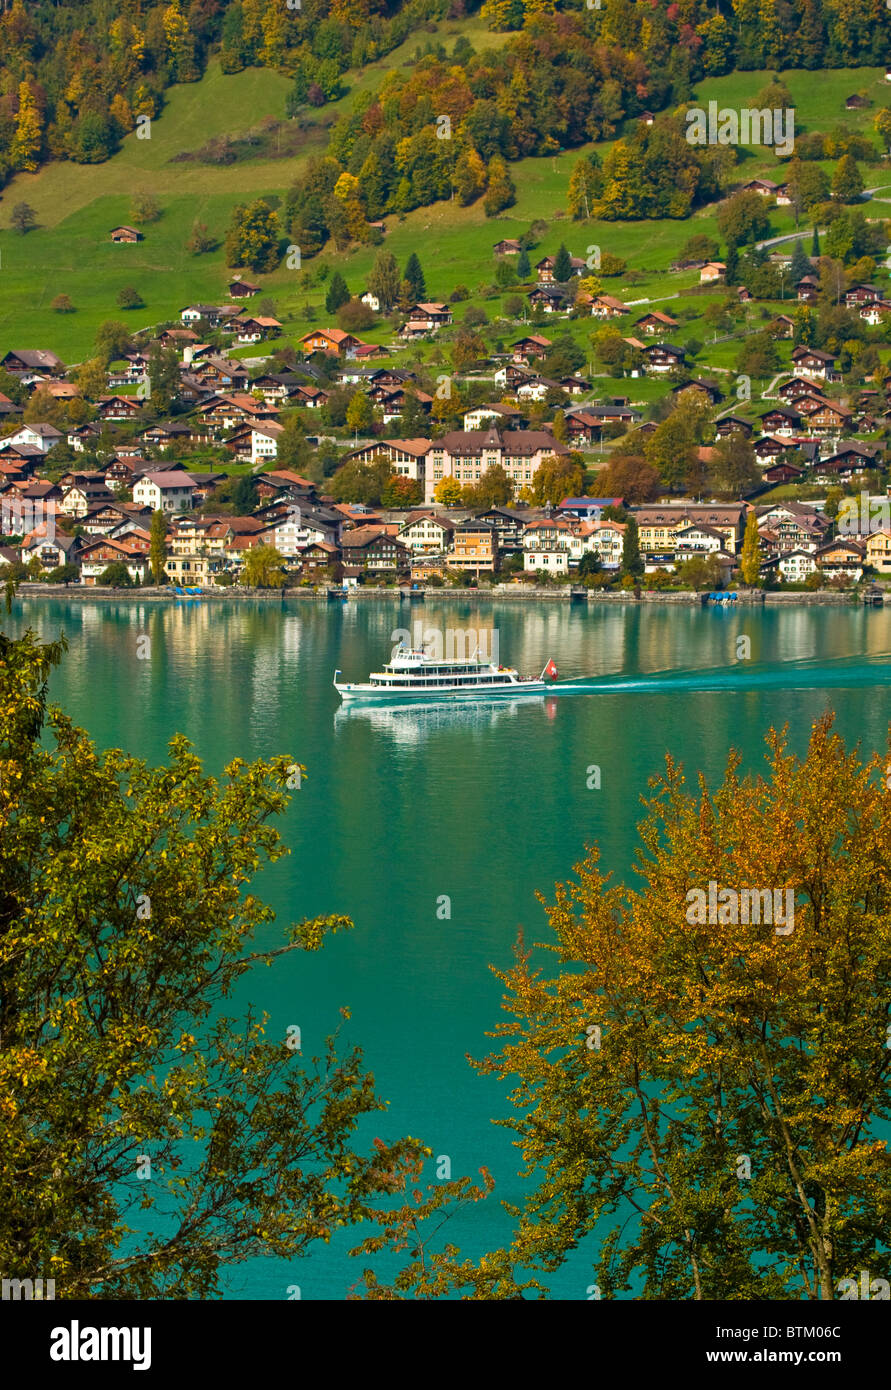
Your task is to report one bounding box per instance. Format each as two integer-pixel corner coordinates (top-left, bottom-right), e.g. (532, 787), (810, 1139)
(0, 52), (888, 367)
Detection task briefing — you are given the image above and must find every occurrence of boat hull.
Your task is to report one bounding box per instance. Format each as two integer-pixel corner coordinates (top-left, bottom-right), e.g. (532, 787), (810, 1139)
(335, 679), (547, 703)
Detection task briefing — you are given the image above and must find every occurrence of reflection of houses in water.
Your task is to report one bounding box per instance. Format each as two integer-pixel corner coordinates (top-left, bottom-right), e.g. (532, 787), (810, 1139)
(334, 695), (544, 745)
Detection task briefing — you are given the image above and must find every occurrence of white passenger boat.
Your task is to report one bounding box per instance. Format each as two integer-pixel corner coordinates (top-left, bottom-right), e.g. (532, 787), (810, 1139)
(334, 645), (557, 702)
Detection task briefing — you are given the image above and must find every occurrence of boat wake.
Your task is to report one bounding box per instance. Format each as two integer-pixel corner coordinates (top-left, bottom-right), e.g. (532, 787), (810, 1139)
(551, 653), (891, 696)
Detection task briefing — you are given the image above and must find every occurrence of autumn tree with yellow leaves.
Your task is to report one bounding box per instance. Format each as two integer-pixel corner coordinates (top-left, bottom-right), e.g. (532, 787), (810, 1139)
(0, 617), (431, 1296)
(351, 719), (891, 1299)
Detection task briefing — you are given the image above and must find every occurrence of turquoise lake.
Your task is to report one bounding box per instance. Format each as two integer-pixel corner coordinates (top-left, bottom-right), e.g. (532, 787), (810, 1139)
(9, 596), (891, 1299)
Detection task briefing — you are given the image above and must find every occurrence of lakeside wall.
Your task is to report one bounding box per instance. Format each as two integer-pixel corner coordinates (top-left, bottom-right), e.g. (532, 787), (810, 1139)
(13, 584), (862, 606)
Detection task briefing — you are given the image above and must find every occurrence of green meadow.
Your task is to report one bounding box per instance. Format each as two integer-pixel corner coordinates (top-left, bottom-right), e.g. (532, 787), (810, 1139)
(0, 52), (887, 365)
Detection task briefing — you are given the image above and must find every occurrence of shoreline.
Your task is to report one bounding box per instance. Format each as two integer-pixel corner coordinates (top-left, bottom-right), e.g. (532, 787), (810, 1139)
(11, 585), (863, 606)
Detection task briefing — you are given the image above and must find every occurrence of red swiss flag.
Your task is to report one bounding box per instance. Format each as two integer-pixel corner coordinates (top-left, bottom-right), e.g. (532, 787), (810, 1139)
(544, 659), (558, 679)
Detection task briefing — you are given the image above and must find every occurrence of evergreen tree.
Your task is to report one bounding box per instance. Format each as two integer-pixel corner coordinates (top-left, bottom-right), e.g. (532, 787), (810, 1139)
(811, 225), (821, 257)
(516, 247), (531, 279)
(403, 253), (426, 301)
(325, 272), (350, 315)
(621, 516), (644, 578)
(552, 243), (573, 284)
(789, 239), (811, 282)
(739, 511), (762, 587)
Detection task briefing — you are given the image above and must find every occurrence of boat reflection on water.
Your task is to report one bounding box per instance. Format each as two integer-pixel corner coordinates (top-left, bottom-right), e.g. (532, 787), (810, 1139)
(334, 692), (550, 743)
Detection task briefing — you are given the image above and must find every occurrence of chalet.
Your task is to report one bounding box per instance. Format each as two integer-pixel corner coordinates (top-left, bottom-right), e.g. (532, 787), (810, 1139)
(775, 549), (818, 582)
(408, 303), (452, 329)
(815, 442), (878, 481)
(740, 179), (779, 196)
(737, 286), (754, 303)
(0, 392), (21, 418)
(249, 373), (302, 404)
(109, 225), (142, 243)
(190, 356), (249, 391)
(397, 512), (455, 554)
(634, 310), (679, 335)
(60, 480), (114, 517)
(493, 239), (522, 255)
(297, 541), (340, 575)
(155, 328), (200, 352)
(373, 386), (433, 422)
(714, 415), (753, 439)
(795, 275), (820, 302)
(699, 262), (726, 283)
(21, 529), (79, 570)
(845, 283), (882, 307)
(494, 363), (535, 390)
(760, 406), (801, 435)
(197, 394), (278, 432)
(673, 379), (723, 406)
(768, 314), (796, 339)
(588, 294), (629, 319)
(3, 423), (64, 454)
(806, 400), (853, 433)
(510, 336), (552, 364)
(778, 376), (825, 403)
(515, 376), (562, 402)
(527, 285), (569, 313)
(352, 343), (387, 360)
(133, 472), (196, 513)
(232, 315), (283, 343)
(859, 300), (891, 326)
(139, 421), (196, 449)
(259, 512), (338, 558)
(754, 435), (797, 465)
(79, 537), (150, 584)
(298, 328), (363, 357)
(180, 304), (239, 328)
(814, 537), (865, 581)
(564, 404), (640, 441)
(0, 350), (66, 377)
(225, 422), (284, 464)
(574, 519), (626, 569)
(291, 384), (329, 409)
(95, 395), (143, 421)
(774, 185), (792, 206)
(535, 254), (586, 283)
(560, 375), (589, 395)
(641, 342), (686, 374)
(228, 278), (260, 298)
(43, 381), (79, 400)
(463, 404), (523, 430)
(674, 523), (729, 556)
(791, 346), (837, 380)
(340, 527), (410, 573)
(845, 93), (870, 109)
(763, 460), (806, 484)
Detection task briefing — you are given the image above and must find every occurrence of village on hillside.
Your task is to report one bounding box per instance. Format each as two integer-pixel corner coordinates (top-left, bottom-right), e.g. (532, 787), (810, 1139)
(3, 165), (891, 593)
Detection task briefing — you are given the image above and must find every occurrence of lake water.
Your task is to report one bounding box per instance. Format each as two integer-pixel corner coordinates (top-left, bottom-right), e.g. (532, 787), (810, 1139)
(9, 596), (891, 1299)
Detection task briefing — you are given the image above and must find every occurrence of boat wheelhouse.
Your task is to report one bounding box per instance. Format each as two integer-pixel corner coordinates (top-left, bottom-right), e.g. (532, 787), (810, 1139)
(333, 645), (555, 702)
